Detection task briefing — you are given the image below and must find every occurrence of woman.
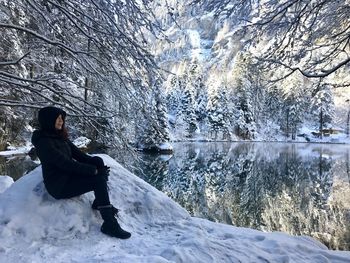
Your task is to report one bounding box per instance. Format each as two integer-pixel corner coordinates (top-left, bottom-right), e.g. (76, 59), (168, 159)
(31, 106), (131, 239)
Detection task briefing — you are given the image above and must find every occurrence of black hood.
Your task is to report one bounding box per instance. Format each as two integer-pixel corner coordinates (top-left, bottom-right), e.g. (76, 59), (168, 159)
(38, 106), (66, 132)
(31, 130), (44, 146)
(31, 107), (67, 146)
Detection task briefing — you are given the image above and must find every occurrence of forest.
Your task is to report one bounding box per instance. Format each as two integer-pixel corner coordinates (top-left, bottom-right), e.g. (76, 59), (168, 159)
(0, 0), (349, 151)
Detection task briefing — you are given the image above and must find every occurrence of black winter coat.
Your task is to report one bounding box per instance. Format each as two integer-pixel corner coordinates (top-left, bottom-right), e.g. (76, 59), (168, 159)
(31, 130), (101, 198)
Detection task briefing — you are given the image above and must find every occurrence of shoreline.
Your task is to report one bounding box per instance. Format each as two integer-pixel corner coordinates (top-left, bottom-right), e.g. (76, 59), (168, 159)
(1, 139), (350, 158)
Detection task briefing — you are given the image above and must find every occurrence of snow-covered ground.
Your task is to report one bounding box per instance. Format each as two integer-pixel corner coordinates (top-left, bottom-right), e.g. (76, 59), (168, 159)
(0, 155), (349, 262)
(0, 175), (13, 194)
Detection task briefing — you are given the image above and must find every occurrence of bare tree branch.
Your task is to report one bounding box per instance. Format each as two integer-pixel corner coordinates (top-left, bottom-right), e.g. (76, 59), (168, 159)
(0, 52), (30, 66)
(193, 0), (350, 79)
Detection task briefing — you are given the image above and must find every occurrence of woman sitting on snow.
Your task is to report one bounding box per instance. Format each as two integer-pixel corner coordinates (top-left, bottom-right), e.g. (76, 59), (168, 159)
(31, 106), (131, 239)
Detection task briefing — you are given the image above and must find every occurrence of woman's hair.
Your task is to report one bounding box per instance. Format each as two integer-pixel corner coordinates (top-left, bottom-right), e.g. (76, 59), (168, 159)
(57, 125), (69, 140)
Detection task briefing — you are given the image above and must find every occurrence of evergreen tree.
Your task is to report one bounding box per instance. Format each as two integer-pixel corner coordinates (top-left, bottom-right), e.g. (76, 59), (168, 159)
(136, 108), (157, 150)
(170, 61), (203, 139)
(178, 84), (198, 138)
(136, 81), (170, 151)
(192, 65), (207, 133)
(195, 81), (208, 133)
(265, 85), (283, 121)
(311, 84), (335, 138)
(206, 85), (230, 140)
(166, 75), (182, 118)
(230, 52), (257, 139)
(282, 73), (306, 140)
(154, 81), (171, 142)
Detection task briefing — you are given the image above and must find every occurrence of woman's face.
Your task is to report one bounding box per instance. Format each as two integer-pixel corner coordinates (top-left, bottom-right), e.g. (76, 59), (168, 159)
(55, 114), (64, 130)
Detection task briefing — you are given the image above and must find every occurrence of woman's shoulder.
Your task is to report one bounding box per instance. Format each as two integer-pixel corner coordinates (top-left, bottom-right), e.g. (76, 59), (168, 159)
(31, 130), (62, 146)
(31, 130), (44, 145)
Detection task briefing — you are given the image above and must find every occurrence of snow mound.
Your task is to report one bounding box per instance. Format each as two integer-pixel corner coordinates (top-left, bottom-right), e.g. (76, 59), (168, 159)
(0, 176), (14, 194)
(0, 155), (349, 263)
(0, 169), (97, 241)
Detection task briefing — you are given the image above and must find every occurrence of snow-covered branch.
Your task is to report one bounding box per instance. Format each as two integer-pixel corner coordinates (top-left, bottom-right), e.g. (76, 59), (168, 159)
(193, 0), (350, 79)
(0, 23), (80, 55)
(0, 52), (30, 66)
(0, 0), (164, 147)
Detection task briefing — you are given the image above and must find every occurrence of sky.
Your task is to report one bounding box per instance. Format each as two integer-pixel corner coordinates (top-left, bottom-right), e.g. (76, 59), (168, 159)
(0, 154), (349, 263)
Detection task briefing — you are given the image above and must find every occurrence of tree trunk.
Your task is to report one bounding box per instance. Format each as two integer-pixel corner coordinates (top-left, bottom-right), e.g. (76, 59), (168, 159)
(286, 110), (289, 138)
(347, 110), (350, 137)
(292, 125), (296, 140)
(319, 109), (323, 139)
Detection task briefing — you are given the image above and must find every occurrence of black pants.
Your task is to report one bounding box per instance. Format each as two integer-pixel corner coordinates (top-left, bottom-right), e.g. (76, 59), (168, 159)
(56, 174), (110, 206)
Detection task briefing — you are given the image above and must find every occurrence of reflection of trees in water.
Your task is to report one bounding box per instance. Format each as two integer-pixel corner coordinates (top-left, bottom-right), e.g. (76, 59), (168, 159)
(116, 143), (350, 250)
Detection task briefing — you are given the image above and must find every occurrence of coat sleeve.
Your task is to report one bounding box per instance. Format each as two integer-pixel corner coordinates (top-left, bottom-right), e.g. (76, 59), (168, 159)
(35, 137), (97, 176)
(67, 141), (104, 168)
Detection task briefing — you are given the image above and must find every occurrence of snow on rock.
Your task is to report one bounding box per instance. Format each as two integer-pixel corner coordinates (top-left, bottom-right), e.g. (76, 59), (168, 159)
(0, 143), (32, 157)
(0, 154), (349, 263)
(72, 136), (91, 148)
(0, 176), (14, 194)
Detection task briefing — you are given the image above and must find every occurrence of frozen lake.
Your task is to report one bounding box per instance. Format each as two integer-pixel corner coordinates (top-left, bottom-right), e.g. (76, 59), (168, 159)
(112, 142), (350, 250)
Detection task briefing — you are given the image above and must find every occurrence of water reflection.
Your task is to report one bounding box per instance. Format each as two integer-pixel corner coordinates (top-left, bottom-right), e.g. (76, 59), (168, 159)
(112, 142), (350, 250)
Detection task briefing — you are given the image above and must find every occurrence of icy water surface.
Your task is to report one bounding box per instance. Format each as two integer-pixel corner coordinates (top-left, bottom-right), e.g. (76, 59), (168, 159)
(112, 142), (350, 250)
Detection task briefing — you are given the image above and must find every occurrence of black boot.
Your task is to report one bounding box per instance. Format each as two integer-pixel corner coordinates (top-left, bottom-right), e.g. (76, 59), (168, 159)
(92, 200), (119, 216)
(98, 205), (131, 239)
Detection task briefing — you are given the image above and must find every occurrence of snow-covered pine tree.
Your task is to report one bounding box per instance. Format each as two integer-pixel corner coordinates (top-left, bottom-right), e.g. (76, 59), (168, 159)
(165, 74), (186, 135)
(154, 81), (171, 143)
(178, 84), (198, 138)
(265, 85), (283, 122)
(195, 81), (208, 130)
(135, 80), (171, 152)
(281, 73), (306, 140)
(136, 106), (158, 151)
(254, 84), (284, 139)
(311, 84), (335, 138)
(192, 64), (207, 135)
(172, 62), (202, 139)
(206, 88), (220, 140)
(206, 82), (230, 140)
(230, 52), (256, 140)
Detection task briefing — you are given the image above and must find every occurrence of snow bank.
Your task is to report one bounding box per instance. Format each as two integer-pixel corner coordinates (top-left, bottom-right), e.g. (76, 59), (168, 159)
(0, 155), (349, 263)
(0, 176), (14, 194)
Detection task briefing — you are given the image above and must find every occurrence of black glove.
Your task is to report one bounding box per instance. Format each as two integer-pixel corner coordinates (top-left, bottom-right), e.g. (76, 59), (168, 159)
(97, 165), (110, 181)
